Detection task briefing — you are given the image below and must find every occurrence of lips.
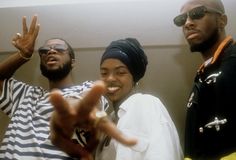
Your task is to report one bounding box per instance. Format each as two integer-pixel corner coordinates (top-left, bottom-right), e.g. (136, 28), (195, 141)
(107, 86), (120, 94)
(186, 30), (200, 40)
(46, 56), (58, 65)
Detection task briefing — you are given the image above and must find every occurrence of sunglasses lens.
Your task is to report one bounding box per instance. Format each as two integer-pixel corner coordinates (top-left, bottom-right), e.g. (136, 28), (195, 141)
(174, 6), (207, 27)
(54, 46), (67, 52)
(174, 14), (187, 26)
(189, 6), (206, 20)
(38, 46), (67, 56)
(38, 47), (50, 55)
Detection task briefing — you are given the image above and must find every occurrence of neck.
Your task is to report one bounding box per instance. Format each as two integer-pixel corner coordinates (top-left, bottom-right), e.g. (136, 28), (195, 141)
(48, 74), (74, 90)
(112, 88), (136, 114)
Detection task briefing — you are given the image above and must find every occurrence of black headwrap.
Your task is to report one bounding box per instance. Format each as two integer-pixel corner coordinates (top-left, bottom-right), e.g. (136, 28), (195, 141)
(100, 38), (148, 82)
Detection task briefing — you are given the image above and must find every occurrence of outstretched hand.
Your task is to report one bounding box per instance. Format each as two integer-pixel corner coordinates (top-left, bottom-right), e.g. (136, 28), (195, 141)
(12, 15), (40, 57)
(49, 81), (137, 160)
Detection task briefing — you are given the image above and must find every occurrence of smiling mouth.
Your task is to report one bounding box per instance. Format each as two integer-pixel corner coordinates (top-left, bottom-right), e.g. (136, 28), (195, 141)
(107, 86), (119, 94)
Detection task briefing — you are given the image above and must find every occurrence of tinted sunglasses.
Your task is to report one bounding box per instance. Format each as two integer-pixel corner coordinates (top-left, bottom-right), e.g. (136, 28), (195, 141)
(173, 6), (222, 27)
(38, 45), (68, 56)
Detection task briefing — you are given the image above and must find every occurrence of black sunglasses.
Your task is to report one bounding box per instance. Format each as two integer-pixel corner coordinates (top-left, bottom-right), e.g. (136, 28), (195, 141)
(173, 6), (222, 27)
(38, 45), (68, 56)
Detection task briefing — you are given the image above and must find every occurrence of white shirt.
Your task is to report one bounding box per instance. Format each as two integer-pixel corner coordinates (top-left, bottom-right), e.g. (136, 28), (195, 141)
(96, 93), (183, 160)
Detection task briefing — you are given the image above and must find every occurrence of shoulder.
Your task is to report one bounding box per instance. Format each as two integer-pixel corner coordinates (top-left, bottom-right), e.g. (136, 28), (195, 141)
(122, 93), (166, 113)
(4, 77), (43, 90)
(81, 80), (94, 88)
(223, 42), (236, 59)
(70, 81), (94, 90)
(129, 93), (171, 116)
(129, 93), (163, 104)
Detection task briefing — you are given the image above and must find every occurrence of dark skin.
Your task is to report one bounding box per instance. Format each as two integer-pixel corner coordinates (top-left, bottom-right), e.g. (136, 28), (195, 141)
(49, 80), (137, 160)
(179, 0), (235, 159)
(0, 15), (39, 84)
(0, 15), (136, 160)
(181, 0), (227, 60)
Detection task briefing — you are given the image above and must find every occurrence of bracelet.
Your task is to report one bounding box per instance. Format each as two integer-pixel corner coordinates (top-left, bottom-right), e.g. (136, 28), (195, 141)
(18, 51), (32, 60)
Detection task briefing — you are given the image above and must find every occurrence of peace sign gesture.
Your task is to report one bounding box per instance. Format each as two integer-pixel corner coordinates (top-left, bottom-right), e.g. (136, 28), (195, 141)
(49, 81), (137, 160)
(12, 15), (40, 58)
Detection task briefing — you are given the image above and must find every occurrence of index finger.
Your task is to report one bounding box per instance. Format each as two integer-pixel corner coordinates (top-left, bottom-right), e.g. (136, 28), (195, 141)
(78, 81), (106, 115)
(28, 15), (38, 34)
(97, 119), (137, 146)
(22, 16), (28, 36)
(49, 90), (71, 115)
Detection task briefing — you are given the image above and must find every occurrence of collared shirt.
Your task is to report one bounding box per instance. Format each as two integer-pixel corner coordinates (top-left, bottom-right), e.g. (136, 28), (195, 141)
(96, 93), (183, 160)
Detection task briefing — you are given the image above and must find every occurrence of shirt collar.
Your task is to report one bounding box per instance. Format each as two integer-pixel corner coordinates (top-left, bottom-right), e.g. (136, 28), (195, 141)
(198, 36), (233, 73)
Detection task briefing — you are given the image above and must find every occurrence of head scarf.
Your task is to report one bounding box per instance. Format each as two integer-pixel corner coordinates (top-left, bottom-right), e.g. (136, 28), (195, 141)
(100, 38), (148, 82)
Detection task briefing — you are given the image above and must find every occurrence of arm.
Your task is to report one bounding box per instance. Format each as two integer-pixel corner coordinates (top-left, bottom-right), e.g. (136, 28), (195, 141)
(0, 15), (39, 92)
(49, 81), (137, 160)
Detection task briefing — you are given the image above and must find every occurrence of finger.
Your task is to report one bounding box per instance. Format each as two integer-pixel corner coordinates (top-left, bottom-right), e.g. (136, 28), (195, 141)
(84, 128), (100, 152)
(50, 113), (72, 139)
(12, 33), (20, 42)
(97, 119), (137, 146)
(12, 41), (16, 47)
(50, 89), (80, 130)
(33, 23), (40, 40)
(50, 128), (92, 159)
(49, 90), (71, 115)
(12, 33), (22, 48)
(28, 15), (37, 34)
(22, 16), (28, 35)
(78, 81), (106, 115)
(16, 33), (21, 39)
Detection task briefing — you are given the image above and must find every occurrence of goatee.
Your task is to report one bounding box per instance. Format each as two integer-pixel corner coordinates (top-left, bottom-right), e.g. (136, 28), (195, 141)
(190, 28), (219, 53)
(40, 60), (72, 82)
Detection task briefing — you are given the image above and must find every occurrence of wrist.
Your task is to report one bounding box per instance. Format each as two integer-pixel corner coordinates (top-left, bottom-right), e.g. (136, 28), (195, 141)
(17, 51), (32, 60)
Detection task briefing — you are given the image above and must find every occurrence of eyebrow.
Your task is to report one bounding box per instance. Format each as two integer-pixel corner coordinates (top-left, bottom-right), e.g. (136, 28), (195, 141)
(100, 65), (128, 70)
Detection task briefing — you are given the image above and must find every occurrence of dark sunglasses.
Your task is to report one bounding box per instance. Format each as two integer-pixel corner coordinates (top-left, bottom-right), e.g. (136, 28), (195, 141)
(38, 45), (68, 56)
(173, 6), (223, 27)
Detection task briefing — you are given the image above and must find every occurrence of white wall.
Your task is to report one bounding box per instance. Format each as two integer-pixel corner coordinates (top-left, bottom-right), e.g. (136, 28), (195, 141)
(0, 0), (235, 52)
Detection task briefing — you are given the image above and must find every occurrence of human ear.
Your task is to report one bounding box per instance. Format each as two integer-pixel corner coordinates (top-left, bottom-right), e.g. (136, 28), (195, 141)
(71, 59), (76, 68)
(219, 14), (227, 28)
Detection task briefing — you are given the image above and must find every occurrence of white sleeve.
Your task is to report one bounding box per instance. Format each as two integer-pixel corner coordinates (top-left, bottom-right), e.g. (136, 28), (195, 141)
(115, 94), (183, 160)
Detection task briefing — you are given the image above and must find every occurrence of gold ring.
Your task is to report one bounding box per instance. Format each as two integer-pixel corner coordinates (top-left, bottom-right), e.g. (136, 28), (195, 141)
(93, 110), (107, 128)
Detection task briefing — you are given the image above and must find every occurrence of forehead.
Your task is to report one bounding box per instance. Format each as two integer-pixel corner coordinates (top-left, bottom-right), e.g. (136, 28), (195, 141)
(44, 39), (67, 46)
(180, 1), (204, 13)
(101, 58), (127, 69)
(180, 0), (223, 13)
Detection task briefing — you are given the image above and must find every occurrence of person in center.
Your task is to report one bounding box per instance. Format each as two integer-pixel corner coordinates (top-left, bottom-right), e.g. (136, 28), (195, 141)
(96, 38), (183, 160)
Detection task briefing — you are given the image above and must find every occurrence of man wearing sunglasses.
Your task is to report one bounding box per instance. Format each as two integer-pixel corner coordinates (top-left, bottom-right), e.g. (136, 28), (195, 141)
(0, 15), (136, 160)
(174, 0), (236, 159)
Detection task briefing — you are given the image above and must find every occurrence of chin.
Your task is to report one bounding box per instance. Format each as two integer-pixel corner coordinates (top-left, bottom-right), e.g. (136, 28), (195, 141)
(107, 95), (118, 103)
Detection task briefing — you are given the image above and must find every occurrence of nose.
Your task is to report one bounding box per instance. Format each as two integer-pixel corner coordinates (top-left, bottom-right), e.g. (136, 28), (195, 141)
(184, 16), (195, 28)
(106, 73), (117, 82)
(46, 48), (57, 55)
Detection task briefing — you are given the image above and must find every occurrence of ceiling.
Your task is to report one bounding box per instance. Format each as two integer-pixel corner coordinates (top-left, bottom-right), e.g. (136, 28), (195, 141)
(0, 0), (235, 52)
